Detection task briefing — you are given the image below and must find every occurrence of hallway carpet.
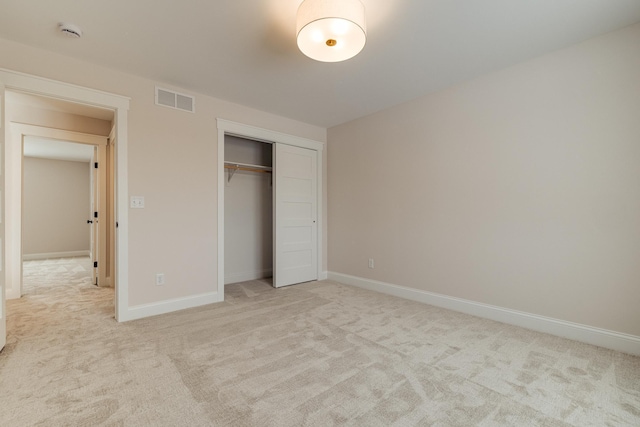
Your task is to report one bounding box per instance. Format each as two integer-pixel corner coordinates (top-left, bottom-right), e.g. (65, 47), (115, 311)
(1, 258), (639, 426)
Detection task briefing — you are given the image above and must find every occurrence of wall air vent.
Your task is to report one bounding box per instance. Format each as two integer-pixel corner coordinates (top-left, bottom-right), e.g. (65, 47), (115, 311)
(155, 87), (195, 113)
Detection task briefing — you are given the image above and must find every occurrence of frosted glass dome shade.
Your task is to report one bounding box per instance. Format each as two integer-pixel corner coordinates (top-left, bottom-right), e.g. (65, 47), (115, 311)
(296, 0), (366, 62)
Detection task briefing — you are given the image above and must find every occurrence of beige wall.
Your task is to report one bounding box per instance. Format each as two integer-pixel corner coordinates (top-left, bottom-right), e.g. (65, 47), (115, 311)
(23, 157), (90, 255)
(328, 23), (640, 336)
(0, 37), (326, 307)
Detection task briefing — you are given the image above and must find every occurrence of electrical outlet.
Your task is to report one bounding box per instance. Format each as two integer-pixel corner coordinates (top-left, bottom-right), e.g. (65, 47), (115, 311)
(156, 273), (165, 286)
(130, 196), (145, 209)
(368, 258), (374, 269)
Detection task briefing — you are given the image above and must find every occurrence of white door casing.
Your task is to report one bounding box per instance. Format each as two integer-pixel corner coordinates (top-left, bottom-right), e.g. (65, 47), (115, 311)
(107, 127), (117, 288)
(0, 82), (7, 350)
(273, 143), (318, 287)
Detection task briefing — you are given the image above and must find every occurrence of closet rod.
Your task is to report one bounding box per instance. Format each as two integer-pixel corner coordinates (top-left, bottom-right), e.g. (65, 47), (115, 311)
(224, 162), (272, 182)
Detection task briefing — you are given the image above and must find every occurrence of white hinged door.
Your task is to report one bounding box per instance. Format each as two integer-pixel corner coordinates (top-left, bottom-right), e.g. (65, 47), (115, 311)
(90, 145), (107, 286)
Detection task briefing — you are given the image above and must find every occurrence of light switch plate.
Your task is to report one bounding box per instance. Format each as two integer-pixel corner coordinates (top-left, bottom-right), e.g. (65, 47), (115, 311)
(130, 196), (145, 208)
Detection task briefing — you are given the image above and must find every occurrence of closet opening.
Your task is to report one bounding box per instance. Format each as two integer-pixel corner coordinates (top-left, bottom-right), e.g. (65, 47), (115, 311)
(216, 118), (324, 300)
(224, 135), (273, 286)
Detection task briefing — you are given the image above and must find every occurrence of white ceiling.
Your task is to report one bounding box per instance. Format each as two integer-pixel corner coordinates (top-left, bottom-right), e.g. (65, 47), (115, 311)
(1, 0), (639, 128)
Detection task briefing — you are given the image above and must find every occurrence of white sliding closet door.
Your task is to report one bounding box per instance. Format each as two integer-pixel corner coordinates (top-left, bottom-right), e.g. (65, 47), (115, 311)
(273, 143), (317, 287)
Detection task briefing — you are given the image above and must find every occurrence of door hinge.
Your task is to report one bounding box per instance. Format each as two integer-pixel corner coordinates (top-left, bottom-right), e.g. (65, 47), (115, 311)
(94, 261), (98, 268)
(94, 211), (98, 218)
(94, 162), (98, 168)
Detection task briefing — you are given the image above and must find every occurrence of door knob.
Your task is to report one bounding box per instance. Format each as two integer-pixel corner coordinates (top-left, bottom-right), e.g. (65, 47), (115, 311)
(87, 220), (93, 224)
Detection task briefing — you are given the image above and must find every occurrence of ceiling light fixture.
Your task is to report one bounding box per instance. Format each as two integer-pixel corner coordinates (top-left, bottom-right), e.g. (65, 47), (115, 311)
(296, 0), (366, 63)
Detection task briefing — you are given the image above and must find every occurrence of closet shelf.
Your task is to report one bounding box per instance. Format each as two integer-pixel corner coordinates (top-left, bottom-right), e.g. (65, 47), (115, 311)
(224, 161), (272, 182)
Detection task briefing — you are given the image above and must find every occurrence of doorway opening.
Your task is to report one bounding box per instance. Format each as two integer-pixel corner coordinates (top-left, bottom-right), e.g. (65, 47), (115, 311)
(22, 137), (108, 291)
(1, 69), (130, 351)
(224, 135), (273, 286)
(3, 88), (123, 317)
(6, 90), (115, 299)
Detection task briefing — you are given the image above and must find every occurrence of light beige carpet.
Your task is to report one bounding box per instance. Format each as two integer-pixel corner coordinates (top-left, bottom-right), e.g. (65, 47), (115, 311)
(1, 257), (639, 426)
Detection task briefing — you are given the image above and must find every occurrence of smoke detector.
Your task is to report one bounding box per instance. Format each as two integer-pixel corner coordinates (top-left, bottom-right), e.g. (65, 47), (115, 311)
(59, 23), (82, 38)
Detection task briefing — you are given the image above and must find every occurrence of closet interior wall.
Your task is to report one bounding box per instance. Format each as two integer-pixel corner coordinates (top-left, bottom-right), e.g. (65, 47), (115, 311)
(224, 135), (273, 285)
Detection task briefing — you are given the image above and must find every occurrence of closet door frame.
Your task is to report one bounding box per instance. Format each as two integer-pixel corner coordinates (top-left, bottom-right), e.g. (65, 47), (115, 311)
(216, 119), (324, 299)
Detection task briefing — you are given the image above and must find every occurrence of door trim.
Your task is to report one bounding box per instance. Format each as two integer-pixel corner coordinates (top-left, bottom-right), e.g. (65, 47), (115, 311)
(216, 118), (324, 299)
(0, 67), (130, 321)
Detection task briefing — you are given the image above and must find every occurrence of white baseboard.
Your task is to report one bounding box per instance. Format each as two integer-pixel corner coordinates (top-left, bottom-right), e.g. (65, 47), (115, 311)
(328, 272), (640, 356)
(318, 271), (328, 280)
(225, 269), (273, 285)
(23, 250), (90, 261)
(122, 291), (223, 322)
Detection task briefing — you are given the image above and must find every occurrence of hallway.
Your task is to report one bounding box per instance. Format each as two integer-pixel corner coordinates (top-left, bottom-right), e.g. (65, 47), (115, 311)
(6, 256), (114, 346)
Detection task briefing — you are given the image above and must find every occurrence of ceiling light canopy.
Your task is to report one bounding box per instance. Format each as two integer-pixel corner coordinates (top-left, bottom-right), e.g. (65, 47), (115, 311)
(296, 0), (366, 63)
